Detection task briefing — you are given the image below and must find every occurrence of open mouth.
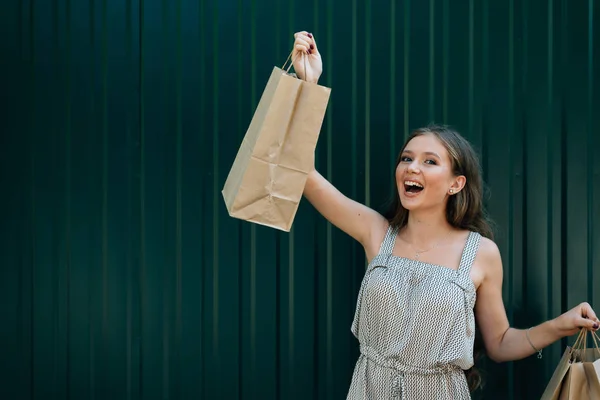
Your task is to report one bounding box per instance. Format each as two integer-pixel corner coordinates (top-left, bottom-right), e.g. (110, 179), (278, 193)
(404, 180), (424, 194)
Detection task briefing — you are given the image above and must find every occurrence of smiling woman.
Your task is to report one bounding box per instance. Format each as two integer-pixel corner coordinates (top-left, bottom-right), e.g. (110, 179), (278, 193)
(293, 30), (600, 400)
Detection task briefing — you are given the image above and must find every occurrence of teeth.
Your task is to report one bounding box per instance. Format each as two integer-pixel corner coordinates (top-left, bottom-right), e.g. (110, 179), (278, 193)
(404, 180), (423, 188)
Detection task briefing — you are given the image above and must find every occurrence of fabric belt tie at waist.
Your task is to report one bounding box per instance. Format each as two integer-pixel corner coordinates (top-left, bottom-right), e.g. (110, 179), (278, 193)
(360, 345), (462, 399)
(360, 345), (461, 375)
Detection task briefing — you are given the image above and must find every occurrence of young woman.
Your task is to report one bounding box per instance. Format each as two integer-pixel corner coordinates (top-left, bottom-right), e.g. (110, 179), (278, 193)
(291, 31), (600, 399)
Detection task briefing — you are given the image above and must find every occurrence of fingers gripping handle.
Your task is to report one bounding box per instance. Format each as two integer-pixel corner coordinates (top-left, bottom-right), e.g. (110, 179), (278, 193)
(281, 50), (308, 80)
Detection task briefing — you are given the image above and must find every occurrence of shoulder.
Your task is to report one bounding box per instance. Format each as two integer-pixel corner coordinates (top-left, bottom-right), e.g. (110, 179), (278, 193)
(473, 235), (503, 281)
(476, 235), (501, 259)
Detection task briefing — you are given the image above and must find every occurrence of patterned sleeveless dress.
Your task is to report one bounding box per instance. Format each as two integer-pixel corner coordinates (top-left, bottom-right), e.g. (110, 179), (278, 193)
(347, 224), (481, 399)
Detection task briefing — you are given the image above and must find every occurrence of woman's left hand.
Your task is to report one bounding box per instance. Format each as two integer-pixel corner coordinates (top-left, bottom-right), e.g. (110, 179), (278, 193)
(553, 302), (600, 337)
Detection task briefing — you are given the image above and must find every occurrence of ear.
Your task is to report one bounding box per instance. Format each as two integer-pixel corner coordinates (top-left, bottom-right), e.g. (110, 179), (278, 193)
(448, 175), (466, 195)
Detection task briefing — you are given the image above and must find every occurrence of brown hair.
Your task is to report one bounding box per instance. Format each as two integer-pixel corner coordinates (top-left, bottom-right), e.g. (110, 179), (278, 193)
(383, 123), (495, 392)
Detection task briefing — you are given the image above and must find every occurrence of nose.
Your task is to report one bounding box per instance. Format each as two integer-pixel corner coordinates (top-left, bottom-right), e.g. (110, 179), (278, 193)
(407, 160), (420, 174)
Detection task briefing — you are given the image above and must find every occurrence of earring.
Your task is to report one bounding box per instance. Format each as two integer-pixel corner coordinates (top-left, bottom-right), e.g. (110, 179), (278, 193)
(449, 189), (454, 194)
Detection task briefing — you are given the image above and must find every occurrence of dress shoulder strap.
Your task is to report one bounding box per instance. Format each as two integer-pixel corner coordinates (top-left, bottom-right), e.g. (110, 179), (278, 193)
(457, 231), (481, 275)
(366, 224), (398, 270)
(377, 224), (398, 255)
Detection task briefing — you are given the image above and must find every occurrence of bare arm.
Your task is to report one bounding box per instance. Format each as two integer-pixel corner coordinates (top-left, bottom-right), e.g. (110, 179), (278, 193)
(303, 169), (387, 259)
(474, 238), (600, 363)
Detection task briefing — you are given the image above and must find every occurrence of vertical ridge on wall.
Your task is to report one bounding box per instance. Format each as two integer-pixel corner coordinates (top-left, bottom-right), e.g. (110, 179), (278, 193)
(550, 0), (565, 384)
(428, 0), (434, 120)
(550, 0), (565, 382)
(28, 0), (36, 385)
(468, 0), (474, 135)
(326, 0), (335, 397)
(210, 0), (219, 394)
(286, 221), (294, 398)
(349, 8), (360, 395)
(137, 0), (146, 398)
(586, 0), (594, 304)
(364, 0), (371, 208)
(248, 2), (258, 392)
(64, 0), (73, 395)
(588, 1), (600, 308)
(138, 0), (146, 395)
(11, 4), (28, 397)
(520, 0), (529, 327)
(235, 0), (245, 393)
(480, 0), (489, 179)
(545, 0), (555, 363)
(564, 0), (591, 367)
(390, 0), (397, 163)
(196, 0), (205, 396)
(248, 0), (258, 397)
(101, 0), (109, 393)
(403, 0), (410, 139)
(442, 0), (449, 123)
(351, 0), (357, 196)
(594, 0), (600, 314)
(558, 0), (568, 346)
(51, 0), (61, 394)
(174, 0), (183, 395)
(160, 0), (169, 397)
(52, 0), (67, 387)
(88, 0), (97, 395)
(29, 0), (36, 394)
(124, 0), (138, 397)
(507, 0), (517, 394)
(282, 6), (294, 400)
(236, 19), (247, 395)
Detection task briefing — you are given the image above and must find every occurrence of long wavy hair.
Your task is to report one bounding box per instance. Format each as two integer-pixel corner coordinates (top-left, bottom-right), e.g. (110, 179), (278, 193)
(383, 123), (495, 393)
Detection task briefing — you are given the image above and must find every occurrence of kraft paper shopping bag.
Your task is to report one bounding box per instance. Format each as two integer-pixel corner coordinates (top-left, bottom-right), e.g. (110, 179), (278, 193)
(541, 329), (600, 400)
(222, 53), (331, 231)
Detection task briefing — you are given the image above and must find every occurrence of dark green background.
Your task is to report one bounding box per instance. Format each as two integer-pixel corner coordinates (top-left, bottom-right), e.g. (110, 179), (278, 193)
(1, 0), (599, 399)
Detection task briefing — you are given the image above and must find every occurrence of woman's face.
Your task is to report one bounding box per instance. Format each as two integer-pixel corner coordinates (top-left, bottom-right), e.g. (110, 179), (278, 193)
(395, 133), (464, 211)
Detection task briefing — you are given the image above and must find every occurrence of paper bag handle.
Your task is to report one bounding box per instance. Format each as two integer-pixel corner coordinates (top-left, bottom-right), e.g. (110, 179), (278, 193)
(572, 329), (587, 350)
(282, 50), (309, 80)
(573, 329), (600, 349)
(590, 330), (600, 357)
(571, 328), (600, 360)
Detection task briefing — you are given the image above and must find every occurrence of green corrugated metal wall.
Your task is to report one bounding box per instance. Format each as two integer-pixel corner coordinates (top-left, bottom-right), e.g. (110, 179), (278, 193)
(1, 0), (599, 399)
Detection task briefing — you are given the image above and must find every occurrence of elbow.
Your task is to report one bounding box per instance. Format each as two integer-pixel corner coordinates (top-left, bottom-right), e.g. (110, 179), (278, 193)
(483, 345), (509, 364)
(482, 328), (514, 364)
(486, 352), (506, 363)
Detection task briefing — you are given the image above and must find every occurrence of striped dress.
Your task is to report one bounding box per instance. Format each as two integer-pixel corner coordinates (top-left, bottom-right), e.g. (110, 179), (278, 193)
(347, 225), (481, 399)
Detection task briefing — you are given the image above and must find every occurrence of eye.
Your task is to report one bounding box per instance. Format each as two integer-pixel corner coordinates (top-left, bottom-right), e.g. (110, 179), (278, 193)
(400, 156), (412, 162)
(425, 159), (438, 165)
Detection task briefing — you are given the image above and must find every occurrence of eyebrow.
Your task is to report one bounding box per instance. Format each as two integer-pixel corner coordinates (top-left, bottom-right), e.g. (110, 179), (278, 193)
(402, 150), (442, 158)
